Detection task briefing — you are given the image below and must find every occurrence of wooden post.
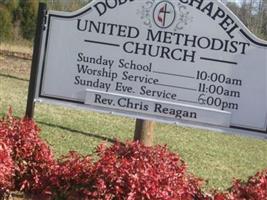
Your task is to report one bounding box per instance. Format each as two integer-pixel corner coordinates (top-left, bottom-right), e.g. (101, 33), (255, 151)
(25, 3), (47, 119)
(134, 119), (154, 146)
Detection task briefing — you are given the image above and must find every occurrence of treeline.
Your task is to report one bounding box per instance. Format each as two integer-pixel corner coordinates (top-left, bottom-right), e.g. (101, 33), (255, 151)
(226, 0), (267, 40)
(0, 0), (90, 41)
(0, 0), (266, 42)
(0, 0), (38, 41)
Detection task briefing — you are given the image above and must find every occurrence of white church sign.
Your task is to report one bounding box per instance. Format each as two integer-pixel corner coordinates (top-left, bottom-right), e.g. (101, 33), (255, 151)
(33, 0), (267, 136)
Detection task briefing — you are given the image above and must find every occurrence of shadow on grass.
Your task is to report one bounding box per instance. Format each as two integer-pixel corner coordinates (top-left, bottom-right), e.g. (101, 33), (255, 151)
(37, 121), (121, 144)
(0, 73), (29, 82)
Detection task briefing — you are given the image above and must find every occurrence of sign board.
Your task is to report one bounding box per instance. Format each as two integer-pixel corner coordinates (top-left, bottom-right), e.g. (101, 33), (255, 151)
(34, 0), (267, 136)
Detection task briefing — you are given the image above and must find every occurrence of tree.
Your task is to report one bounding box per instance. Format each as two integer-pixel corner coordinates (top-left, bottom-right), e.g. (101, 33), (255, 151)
(261, 3), (267, 39)
(6, 0), (19, 13)
(47, 0), (91, 11)
(19, 0), (38, 40)
(0, 4), (12, 41)
(226, 0), (267, 40)
(227, 2), (240, 16)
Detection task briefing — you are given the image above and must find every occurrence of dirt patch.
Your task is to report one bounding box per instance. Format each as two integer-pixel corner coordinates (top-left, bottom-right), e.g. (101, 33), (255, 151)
(0, 43), (32, 56)
(0, 50), (32, 60)
(0, 55), (31, 80)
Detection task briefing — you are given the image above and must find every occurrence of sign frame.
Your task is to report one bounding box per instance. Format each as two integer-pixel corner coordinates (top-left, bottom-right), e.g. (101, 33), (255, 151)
(27, 0), (267, 139)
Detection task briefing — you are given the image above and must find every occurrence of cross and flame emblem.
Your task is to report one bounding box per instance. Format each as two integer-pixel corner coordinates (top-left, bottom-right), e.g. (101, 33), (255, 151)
(153, 1), (176, 28)
(137, 0), (193, 31)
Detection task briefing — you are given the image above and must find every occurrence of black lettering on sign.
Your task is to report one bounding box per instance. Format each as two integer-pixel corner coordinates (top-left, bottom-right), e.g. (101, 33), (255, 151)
(154, 103), (197, 119)
(77, 20), (139, 38)
(93, 0), (135, 16)
(178, 0), (239, 38)
(117, 97), (149, 111)
(94, 94), (114, 105)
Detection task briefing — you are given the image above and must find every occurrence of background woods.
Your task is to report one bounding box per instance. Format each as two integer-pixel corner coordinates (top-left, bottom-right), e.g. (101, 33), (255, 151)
(226, 0), (267, 40)
(0, 0), (90, 41)
(0, 0), (266, 42)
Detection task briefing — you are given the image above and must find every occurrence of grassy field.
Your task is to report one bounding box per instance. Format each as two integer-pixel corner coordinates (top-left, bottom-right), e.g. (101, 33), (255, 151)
(0, 45), (267, 191)
(0, 41), (32, 55)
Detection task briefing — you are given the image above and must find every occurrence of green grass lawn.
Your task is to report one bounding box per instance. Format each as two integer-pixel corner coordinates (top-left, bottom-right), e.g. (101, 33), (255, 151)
(0, 53), (267, 191)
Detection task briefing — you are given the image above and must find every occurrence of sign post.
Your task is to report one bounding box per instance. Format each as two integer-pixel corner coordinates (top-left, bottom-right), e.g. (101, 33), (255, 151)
(27, 0), (267, 138)
(134, 119), (154, 146)
(25, 3), (47, 119)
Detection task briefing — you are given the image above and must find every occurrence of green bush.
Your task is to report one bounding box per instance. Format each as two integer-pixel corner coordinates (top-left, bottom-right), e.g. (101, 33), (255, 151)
(20, 0), (38, 40)
(0, 6), (12, 41)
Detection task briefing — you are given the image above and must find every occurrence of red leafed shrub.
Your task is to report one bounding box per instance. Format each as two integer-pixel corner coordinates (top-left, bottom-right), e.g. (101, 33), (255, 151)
(30, 142), (206, 200)
(38, 152), (94, 200)
(0, 109), (209, 199)
(228, 169), (267, 200)
(0, 141), (14, 198)
(0, 110), (55, 195)
(85, 141), (205, 200)
(2, 109), (267, 200)
(211, 170), (267, 200)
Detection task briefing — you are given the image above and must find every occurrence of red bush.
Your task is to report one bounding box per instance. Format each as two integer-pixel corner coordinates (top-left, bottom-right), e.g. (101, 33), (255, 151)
(218, 169), (267, 200)
(42, 152), (93, 200)
(0, 110), (55, 195)
(1, 110), (267, 200)
(85, 141), (205, 200)
(0, 141), (14, 198)
(0, 110), (210, 199)
(29, 142), (205, 200)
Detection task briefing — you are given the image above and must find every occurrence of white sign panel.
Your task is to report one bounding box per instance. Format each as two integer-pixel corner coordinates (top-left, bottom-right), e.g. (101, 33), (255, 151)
(36, 0), (267, 134)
